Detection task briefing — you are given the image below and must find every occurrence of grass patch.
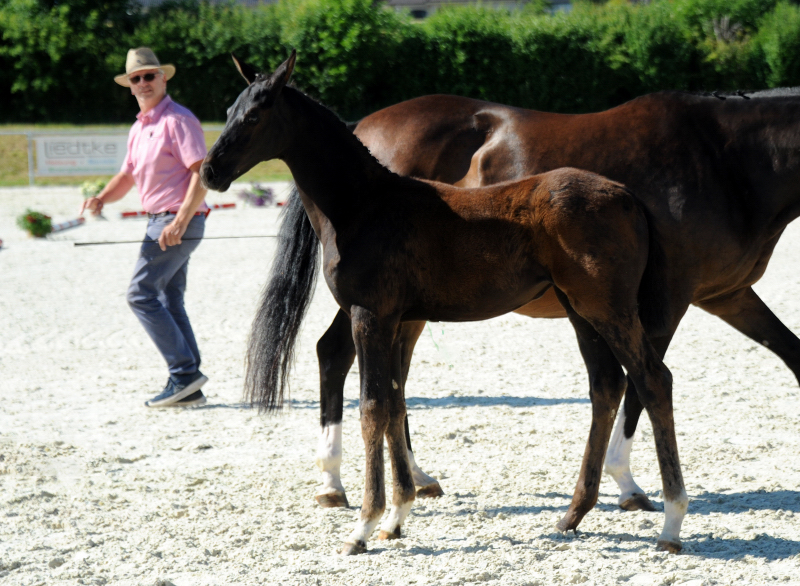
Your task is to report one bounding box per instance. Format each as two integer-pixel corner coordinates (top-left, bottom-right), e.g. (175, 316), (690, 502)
(0, 124), (292, 187)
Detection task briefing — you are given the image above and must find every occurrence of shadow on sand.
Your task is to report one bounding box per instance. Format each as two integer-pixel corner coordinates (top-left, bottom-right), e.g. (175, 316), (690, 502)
(407, 489), (800, 561)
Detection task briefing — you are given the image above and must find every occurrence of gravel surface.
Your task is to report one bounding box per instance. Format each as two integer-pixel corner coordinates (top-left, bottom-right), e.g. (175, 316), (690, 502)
(1, 186), (800, 585)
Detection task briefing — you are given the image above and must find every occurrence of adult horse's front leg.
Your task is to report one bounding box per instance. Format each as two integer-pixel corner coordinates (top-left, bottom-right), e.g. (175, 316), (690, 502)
(341, 308), (415, 555)
(554, 294), (627, 532)
(698, 286), (800, 383)
(604, 332), (673, 513)
(604, 390), (656, 512)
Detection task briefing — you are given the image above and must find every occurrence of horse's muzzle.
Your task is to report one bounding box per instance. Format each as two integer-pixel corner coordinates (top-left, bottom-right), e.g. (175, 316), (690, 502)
(200, 161), (231, 192)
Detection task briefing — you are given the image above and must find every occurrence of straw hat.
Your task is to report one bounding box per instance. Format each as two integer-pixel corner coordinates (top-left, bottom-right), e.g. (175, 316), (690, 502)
(114, 47), (176, 87)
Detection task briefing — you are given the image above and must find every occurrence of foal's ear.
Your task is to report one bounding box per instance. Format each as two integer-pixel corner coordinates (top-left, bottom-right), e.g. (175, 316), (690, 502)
(270, 50), (296, 92)
(231, 53), (259, 86)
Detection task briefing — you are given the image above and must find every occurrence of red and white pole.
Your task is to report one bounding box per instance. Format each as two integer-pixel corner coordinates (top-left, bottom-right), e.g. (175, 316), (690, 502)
(51, 217), (86, 233)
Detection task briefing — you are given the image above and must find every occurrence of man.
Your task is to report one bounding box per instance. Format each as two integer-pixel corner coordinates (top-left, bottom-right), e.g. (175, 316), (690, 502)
(81, 47), (209, 408)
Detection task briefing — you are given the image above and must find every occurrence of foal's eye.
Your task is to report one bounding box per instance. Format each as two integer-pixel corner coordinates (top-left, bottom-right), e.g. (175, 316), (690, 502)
(246, 114), (260, 125)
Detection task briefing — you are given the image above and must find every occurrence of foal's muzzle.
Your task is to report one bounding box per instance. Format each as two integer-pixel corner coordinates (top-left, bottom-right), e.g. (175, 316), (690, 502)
(200, 161), (231, 192)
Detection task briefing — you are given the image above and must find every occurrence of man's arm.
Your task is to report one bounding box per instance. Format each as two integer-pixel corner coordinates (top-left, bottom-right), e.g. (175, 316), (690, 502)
(158, 159), (207, 251)
(79, 171), (135, 216)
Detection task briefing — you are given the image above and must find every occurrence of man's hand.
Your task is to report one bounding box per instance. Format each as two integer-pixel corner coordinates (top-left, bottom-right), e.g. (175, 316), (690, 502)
(158, 217), (188, 251)
(79, 197), (104, 216)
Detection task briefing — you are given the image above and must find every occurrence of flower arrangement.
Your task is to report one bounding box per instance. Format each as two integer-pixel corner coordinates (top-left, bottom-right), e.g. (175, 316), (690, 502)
(238, 183), (275, 207)
(17, 209), (52, 238)
(80, 180), (106, 199)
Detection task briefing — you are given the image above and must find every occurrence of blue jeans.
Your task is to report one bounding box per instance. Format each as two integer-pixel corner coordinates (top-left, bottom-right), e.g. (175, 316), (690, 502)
(126, 214), (205, 376)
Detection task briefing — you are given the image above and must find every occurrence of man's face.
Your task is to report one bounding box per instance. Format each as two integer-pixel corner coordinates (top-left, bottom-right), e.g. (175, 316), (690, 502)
(128, 68), (167, 104)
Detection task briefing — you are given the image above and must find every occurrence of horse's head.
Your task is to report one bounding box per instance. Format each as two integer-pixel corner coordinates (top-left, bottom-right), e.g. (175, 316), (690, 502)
(201, 51), (296, 192)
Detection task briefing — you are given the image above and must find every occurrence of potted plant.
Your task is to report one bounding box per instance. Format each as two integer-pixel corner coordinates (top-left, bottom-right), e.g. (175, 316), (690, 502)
(17, 209), (52, 238)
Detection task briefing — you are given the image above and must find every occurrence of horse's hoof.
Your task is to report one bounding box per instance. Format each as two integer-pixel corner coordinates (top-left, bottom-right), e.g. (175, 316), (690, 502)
(416, 482), (444, 499)
(378, 527), (402, 540)
(555, 515), (579, 533)
(656, 539), (682, 554)
(315, 491), (349, 508)
(339, 540), (367, 555)
(620, 493), (657, 512)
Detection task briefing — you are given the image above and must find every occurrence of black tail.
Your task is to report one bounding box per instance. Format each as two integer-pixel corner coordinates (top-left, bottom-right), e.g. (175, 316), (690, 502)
(244, 185), (320, 412)
(636, 205), (671, 336)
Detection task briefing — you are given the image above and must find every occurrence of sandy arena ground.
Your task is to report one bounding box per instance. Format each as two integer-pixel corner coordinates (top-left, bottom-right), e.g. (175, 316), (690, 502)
(1, 185), (800, 585)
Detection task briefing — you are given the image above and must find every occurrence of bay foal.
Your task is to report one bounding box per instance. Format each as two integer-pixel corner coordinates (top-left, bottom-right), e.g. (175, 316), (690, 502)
(201, 53), (687, 554)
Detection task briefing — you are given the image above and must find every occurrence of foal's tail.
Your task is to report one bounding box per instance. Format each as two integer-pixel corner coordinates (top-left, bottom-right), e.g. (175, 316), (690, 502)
(636, 205), (671, 336)
(244, 185), (320, 412)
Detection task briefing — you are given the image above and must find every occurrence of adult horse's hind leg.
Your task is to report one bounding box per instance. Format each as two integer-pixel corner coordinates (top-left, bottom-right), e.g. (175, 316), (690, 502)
(555, 298), (628, 533)
(316, 309), (356, 508)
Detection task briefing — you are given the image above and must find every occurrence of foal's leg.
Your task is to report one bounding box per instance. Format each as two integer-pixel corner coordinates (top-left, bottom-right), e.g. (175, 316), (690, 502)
(589, 314), (687, 552)
(554, 300), (627, 533)
(315, 314), (441, 508)
(316, 309), (356, 508)
(380, 332), (420, 539)
(342, 308), (414, 555)
(398, 321), (444, 498)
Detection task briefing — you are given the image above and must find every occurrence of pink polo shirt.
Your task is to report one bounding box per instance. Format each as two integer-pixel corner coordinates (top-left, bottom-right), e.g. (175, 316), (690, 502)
(121, 95), (208, 214)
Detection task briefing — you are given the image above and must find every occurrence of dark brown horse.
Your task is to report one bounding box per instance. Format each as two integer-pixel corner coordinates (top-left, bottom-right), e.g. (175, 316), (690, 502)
(271, 87), (800, 516)
(201, 53), (687, 554)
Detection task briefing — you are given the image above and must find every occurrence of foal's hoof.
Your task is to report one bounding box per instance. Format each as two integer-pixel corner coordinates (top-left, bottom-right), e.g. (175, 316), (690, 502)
(555, 510), (581, 533)
(656, 539), (682, 554)
(620, 493), (656, 512)
(339, 540), (367, 555)
(378, 527), (402, 540)
(315, 491), (349, 508)
(416, 481), (444, 499)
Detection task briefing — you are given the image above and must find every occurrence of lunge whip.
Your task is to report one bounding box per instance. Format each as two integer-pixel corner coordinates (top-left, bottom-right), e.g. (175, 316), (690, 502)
(73, 234), (279, 246)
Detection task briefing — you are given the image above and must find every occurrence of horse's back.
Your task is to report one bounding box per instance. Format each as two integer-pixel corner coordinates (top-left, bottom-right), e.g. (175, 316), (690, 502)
(355, 95), (524, 184)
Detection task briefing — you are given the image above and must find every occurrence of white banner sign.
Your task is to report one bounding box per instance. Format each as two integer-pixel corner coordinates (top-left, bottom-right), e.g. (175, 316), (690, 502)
(35, 134), (128, 176)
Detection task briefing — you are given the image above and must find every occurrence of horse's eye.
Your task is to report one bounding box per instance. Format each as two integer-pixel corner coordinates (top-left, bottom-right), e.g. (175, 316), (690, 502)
(246, 114), (260, 125)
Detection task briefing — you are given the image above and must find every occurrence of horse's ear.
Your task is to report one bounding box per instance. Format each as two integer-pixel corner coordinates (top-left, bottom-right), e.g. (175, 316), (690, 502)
(270, 50), (296, 92)
(231, 53), (258, 86)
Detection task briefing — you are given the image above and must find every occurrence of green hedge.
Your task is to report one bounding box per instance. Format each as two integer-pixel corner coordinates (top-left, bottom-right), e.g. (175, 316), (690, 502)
(2, 0), (800, 123)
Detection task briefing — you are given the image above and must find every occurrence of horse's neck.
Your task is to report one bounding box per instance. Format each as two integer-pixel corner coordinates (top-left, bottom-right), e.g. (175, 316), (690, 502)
(279, 88), (393, 229)
(717, 98), (800, 226)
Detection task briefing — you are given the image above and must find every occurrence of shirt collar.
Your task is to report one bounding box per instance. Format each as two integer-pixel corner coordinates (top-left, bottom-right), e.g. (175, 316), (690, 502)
(137, 95), (173, 125)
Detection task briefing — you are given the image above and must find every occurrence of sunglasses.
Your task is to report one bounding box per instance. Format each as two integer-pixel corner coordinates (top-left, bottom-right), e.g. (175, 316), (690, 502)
(129, 72), (159, 85)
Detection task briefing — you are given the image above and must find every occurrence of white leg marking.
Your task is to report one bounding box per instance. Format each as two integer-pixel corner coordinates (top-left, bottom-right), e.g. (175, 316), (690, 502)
(659, 492), (689, 546)
(408, 449), (437, 488)
(380, 501), (413, 535)
(347, 515), (382, 546)
(315, 423), (346, 496)
(605, 409), (646, 505)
